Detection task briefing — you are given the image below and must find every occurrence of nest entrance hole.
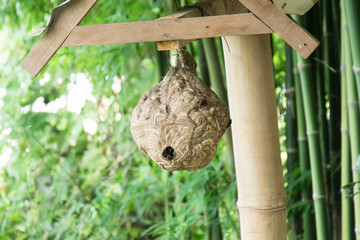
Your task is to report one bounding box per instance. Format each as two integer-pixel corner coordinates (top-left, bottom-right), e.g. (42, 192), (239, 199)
(162, 146), (175, 160)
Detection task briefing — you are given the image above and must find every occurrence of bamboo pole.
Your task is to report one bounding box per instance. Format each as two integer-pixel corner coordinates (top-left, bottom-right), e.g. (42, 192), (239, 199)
(222, 35), (287, 239)
(340, 9), (355, 239)
(321, 1), (341, 237)
(198, 40), (211, 87)
(285, 44), (302, 236)
(208, 209), (223, 240)
(343, 0), (360, 103)
(293, 53), (316, 240)
(342, 1), (360, 237)
(198, 39), (224, 240)
(285, 45), (298, 176)
(294, 14), (330, 240)
(202, 38), (227, 104)
(295, 56), (330, 240)
(201, 38), (235, 175)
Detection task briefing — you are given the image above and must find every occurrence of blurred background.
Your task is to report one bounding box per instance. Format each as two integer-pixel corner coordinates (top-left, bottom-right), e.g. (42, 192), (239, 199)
(0, 0), (358, 239)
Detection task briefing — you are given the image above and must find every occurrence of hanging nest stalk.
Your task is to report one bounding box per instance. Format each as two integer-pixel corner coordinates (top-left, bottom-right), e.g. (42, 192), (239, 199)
(130, 48), (230, 171)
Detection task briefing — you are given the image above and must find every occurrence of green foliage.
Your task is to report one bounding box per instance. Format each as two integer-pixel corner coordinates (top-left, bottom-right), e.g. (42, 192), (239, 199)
(0, 1), (238, 239)
(272, 34), (287, 160)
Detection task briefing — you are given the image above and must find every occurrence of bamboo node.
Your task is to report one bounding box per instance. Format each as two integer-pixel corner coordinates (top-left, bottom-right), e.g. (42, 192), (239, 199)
(236, 200), (287, 212)
(340, 127), (349, 133)
(297, 136), (307, 141)
(353, 65), (360, 73)
(352, 165), (360, 171)
(312, 193), (325, 200)
(292, 67), (299, 74)
(285, 87), (295, 94)
(297, 62), (311, 70)
(340, 188), (352, 194)
(306, 130), (319, 136)
(340, 65), (346, 72)
(301, 198), (312, 204)
(348, 100), (359, 106)
(286, 148), (298, 153)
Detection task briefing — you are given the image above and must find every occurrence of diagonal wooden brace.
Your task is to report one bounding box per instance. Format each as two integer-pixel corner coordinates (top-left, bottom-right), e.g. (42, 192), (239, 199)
(238, 0), (319, 59)
(20, 0), (98, 77)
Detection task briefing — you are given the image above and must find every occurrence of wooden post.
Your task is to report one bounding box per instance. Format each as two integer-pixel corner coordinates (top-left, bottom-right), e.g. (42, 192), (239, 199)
(222, 35), (287, 239)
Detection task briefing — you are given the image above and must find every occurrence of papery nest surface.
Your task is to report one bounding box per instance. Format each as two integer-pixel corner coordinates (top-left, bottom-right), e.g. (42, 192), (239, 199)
(130, 48), (230, 171)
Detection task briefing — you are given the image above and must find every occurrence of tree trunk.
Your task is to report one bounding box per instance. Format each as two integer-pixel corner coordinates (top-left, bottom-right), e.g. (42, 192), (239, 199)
(222, 34), (287, 239)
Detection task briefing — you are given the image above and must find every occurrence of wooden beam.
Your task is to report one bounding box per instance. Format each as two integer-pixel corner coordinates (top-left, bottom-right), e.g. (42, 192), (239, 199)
(272, 0), (318, 15)
(62, 13), (272, 47)
(238, 0), (319, 58)
(156, 7), (201, 50)
(21, 0), (98, 77)
(157, 40), (195, 51)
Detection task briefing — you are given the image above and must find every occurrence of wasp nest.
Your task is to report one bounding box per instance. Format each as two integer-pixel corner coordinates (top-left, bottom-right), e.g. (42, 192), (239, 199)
(130, 48), (230, 171)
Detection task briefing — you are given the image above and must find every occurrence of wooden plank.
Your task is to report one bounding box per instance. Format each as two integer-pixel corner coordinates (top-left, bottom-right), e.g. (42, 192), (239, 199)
(156, 7), (201, 50)
(21, 0), (98, 77)
(62, 13), (273, 47)
(272, 0), (317, 15)
(157, 40), (194, 51)
(238, 0), (319, 58)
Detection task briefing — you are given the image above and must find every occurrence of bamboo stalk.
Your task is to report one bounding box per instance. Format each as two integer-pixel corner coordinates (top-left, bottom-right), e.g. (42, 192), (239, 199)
(222, 34), (287, 239)
(313, 14), (329, 173)
(296, 56), (330, 240)
(293, 14), (330, 240)
(155, 47), (169, 81)
(340, 8), (355, 239)
(303, 6), (330, 178)
(201, 38), (235, 175)
(293, 53), (316, 240)
(285, 45), (298, 174)
(198, 40), (211, 87)
(342, 1), (360, 238)
(208, 209), (223, 240)
(330, 0), (341, 52)
(202, 38), (227, 104)
(285, 44), (302, 236)
(198, 39), (225, 240)
(321, 1), (341, 238)
(343, 0), (360, 103)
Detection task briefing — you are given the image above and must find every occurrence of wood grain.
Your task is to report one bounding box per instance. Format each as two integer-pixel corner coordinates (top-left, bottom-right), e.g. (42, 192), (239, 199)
(21, 0), (98, 77)
(157, 40), (194, 51)
(62, 13), (272, 47)
(272, 0), (318, 15)
(156, 7), (201, 50)
(238, 0), (319, 58)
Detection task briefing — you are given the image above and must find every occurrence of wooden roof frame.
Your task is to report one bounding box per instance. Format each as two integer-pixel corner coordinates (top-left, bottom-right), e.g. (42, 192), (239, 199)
(21, 0), (319, 77)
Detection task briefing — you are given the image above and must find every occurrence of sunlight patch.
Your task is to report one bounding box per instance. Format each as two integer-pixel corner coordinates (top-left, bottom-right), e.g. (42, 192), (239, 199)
(83, 118), (97, 135)
(31, 72), (96, 114)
